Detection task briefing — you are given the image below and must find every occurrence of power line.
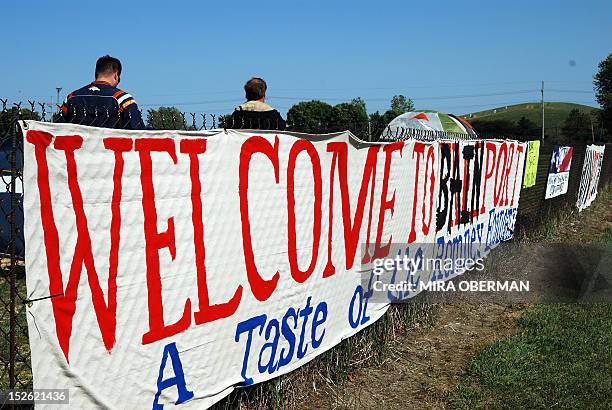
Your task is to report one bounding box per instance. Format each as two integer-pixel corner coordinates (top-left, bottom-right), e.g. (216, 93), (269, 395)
(138, 99), (599, 115)
(547, 89), (594, 94)
(139, 98), (238, 107)
(268, 90), (538, 102)
(101, 91), (600, 111)
(135, 80), (593, 98)
(137, 89), (598, 115)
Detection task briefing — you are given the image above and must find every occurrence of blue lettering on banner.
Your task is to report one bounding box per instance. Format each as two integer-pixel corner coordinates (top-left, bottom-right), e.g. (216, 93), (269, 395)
(152, 342), (194, 410)
(278, 308), (297, 368)
(235, 297), (328, 385)
(258, 319), (280, 374)
(349, 270), (374, 329)
(485, 207), (517, 250)
(433, 222), (484, 281)
(348, 286), (363, 328)
(387, 246), (425, 301)
(297, 297), (314, 359)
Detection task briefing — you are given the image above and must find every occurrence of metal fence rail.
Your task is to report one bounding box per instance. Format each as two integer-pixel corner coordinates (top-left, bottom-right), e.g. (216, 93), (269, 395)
(0, 100), (610, 392)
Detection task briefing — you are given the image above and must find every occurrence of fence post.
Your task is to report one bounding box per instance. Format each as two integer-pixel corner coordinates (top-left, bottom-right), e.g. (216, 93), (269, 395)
(8, 112), (18, 389)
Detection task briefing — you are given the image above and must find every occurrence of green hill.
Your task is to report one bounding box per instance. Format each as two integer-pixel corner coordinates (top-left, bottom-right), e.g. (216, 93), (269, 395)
(463, 102), (599, 128)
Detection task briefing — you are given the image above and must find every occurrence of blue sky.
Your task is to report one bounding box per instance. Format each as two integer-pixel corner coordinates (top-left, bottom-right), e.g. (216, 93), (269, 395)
(2, 0), (610, 116)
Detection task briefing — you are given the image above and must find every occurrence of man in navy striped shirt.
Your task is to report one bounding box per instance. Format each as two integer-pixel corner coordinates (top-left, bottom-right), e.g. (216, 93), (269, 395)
(61, 55), (146, 129)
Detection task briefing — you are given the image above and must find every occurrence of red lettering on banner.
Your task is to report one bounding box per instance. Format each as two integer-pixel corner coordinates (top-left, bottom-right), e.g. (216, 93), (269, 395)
(422, 146), (435, 235)
(137, 138), (191, 345)
(408, 142), (425, 243)
(501, 143), (515, 206)
(481, 142), (496, 214)
(493, 143), (508, 207)
(373, 142), (403, 258)
(239, 136), (280, 301)
(25, 131), (128, 362)
(510, 144), (524, 206)
(287, 140), (323, 283)
(323, 143), (379, 277)
(179, 139), (244, 325)
(104, 138), (133, 336)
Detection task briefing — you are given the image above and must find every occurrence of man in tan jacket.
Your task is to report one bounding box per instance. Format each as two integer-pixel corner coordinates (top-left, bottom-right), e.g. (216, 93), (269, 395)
(230, 77), (286, 130)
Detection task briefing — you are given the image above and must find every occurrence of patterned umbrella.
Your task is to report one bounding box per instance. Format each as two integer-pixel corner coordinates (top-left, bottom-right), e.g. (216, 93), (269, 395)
(382, 110), (478, 140)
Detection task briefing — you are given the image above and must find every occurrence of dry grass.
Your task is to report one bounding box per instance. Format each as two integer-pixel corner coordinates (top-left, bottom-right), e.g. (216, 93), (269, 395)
(212, 301), (438, 410)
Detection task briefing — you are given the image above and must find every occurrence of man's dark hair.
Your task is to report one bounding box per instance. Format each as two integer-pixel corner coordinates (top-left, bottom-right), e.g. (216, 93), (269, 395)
(95, 55), (122, 78)
(244, 77), (267, 101)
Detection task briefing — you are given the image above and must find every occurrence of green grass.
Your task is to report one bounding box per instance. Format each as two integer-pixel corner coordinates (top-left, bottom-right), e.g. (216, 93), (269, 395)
(599, 228), (612, 244)
(450, 304), (612, 410)
(463, 102), (599, 128)
(450, 229), (612, 410)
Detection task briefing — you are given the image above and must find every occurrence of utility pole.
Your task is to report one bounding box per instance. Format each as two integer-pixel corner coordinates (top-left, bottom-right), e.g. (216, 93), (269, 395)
(541, 80), (545, 141)
(56, 87), (62, 113)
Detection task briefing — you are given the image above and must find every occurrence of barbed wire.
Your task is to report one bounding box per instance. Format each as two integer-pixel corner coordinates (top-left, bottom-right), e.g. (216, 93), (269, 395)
(1, 98), (481, 141)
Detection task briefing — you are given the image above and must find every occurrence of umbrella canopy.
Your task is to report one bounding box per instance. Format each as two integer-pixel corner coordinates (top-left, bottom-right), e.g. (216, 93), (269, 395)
(382, 110), (478, 140)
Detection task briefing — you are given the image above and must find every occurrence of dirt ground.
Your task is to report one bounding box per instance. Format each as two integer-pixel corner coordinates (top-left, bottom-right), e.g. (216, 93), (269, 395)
(295, 189), (612, 410)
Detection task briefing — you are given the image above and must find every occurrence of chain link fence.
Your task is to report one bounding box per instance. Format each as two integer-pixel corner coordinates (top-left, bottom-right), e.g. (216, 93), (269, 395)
(515, 141), (612, 235)
(0, 102), (29, 391)
(0, 99), (610, 393)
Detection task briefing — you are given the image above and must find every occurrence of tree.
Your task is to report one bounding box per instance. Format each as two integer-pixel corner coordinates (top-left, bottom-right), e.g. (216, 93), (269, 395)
(380, 109), (401, 127)
(0, 108), (40, 137)
(51, 112), (63, 123)
(364, 96), (413, 141)
(147, 106), (186, 130)
(515, 116), (540, 138)
(351, 97), (367, 113)
(366, 95), (416, 140)
(368, 111), (385, 141)
(329, 98), (369, 138)
(470, 119), (517, 138)
(217, 114), (231, 129)
(594, 53), (612, 135)
(390, 95), (415, 114)
(561, 108), (592, 141)
(368, 109), (405, 141)
(286, 100), (333, 133)
(0, 108), (40, 171)
(285, 98), (368, 137)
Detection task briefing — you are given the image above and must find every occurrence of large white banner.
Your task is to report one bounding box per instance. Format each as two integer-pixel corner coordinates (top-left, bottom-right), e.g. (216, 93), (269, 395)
(576, 144), (605, 212)
(21, 121), (525, 409)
